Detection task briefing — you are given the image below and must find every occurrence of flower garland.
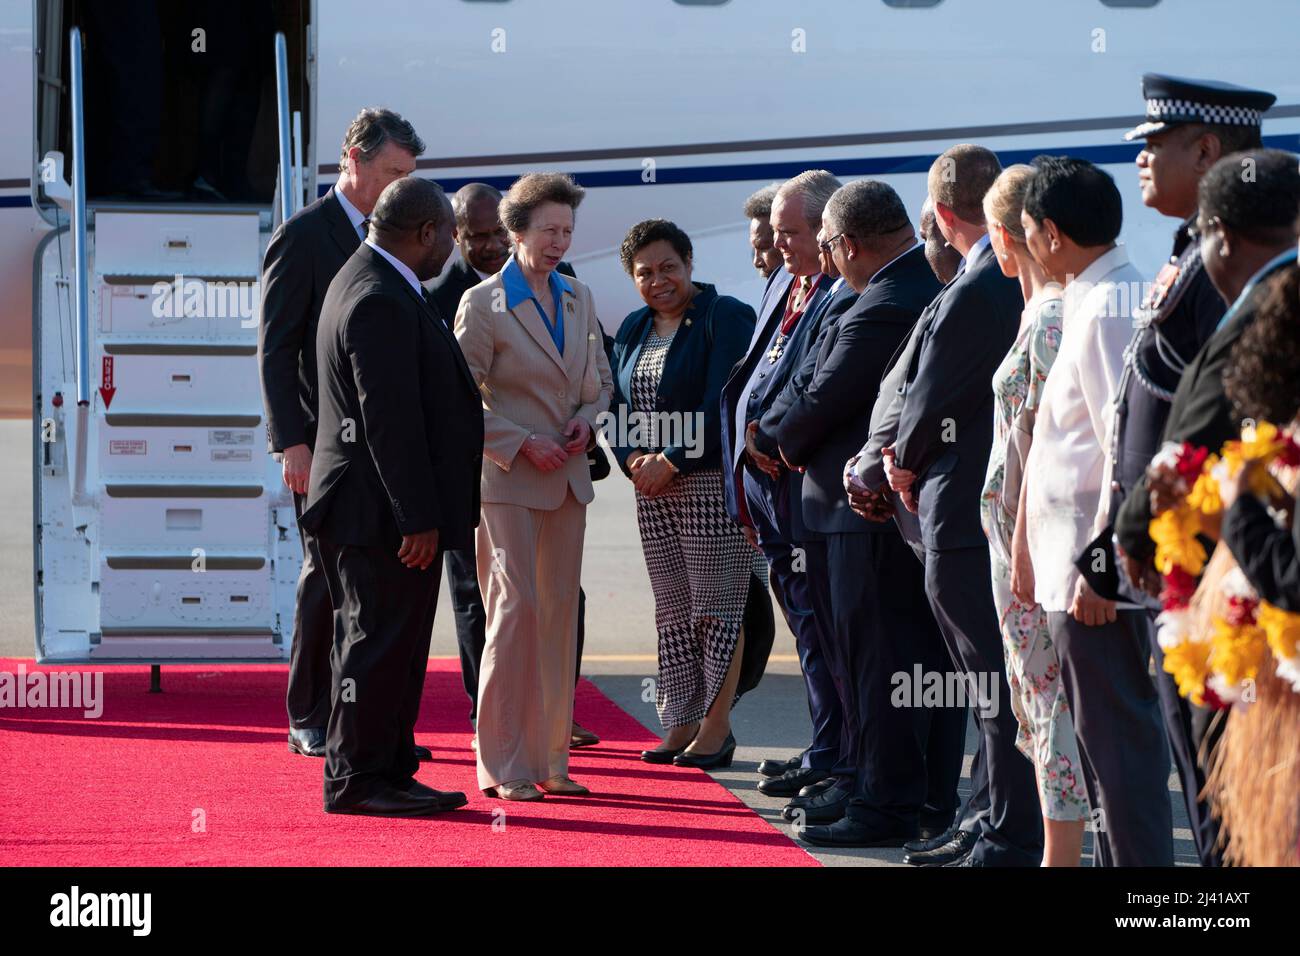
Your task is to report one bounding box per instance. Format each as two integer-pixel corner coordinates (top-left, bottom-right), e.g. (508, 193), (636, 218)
(1149, 421), (1300, 707)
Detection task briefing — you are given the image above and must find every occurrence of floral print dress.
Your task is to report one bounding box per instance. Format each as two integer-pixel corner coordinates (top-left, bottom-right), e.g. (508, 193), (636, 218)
(980, 294), (1089, 822)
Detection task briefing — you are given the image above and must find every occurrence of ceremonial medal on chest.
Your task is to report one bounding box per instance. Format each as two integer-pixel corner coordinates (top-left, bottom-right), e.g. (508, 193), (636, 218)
(1135, 260), (1181, 329)
(767, 333), (788, 364)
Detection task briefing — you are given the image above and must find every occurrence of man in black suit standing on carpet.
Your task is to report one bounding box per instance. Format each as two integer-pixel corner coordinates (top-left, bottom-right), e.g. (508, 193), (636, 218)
(259, 108), (429, 761)
(302, 177), (483, 817)
(428, 182), (602, 748)
(886, 145), (1042, 866)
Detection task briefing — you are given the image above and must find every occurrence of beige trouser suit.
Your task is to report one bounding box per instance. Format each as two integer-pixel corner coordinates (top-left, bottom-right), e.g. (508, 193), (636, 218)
(454, 269), (613, 791)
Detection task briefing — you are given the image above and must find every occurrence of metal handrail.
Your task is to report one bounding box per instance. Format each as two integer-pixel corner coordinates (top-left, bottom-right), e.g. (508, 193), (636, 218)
(274, 32), (293, 223)
(69, 27), (90, 501)
(292, 109), (304, 212)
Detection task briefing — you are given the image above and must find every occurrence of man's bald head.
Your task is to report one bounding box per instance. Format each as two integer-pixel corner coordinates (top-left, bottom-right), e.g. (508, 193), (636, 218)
(371, 176), (452, 235)
(368, 177), (456, 281)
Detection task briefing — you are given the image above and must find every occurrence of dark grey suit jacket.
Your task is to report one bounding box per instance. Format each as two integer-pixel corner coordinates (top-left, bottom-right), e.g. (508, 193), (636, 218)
(893, 241), (1022, 552)
(767, 246), (940, 535)
(301, 244), (484, 552)
(258, 188), (361, 452)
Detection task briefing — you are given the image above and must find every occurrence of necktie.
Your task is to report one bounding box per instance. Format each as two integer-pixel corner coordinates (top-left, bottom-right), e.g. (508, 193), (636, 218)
(768, 276), (819, 364)
(358, 218), (370, 241)
(781, 275), (818, 335)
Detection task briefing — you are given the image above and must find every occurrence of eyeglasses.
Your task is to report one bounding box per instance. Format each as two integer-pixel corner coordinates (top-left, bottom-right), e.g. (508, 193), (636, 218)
(818, 233), (849, 253)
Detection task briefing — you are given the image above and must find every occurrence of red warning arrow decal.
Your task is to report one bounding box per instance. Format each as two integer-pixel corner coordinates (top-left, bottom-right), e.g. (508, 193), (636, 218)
(99, 355), (116, 409)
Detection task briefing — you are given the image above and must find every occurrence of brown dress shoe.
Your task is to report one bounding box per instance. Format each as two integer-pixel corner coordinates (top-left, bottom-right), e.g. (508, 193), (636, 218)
(537, 774), (590, 795)
(570, 722), (600, 748)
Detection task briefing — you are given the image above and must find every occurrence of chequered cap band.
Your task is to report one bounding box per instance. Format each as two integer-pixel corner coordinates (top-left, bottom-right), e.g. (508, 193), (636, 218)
(1146, 98), (1263, 127)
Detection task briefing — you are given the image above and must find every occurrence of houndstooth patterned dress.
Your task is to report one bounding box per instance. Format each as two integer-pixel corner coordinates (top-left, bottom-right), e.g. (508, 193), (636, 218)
(631, 328), (753, 728)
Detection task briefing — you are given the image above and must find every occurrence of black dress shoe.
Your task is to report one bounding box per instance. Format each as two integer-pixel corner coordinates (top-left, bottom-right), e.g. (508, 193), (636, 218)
(797, 775), (840, 798)
(757, 766), (829, 797)
(783, 776), (840, 812)
(401, 780), (469, 809)
(325, 786), (455, 818)
(413, 744), (433, 762)
(903, 821), (960, 853)
(783, 783), (851, 824)
(918, 820), (954, 843)
(905, 828), (977, 867)
(673, 733), (736, 769)
(797, 817), (920, 848)
(757, 755), (802, 778)
(288, 727), (326, 757)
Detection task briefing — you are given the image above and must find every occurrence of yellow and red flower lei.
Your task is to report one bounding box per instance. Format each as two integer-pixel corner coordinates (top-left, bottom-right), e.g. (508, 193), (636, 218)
(1149, 421), (1300, 707)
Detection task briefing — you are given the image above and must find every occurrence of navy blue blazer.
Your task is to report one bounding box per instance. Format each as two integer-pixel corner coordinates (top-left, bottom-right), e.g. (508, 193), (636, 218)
(609, 283), (756, 476)
(753, 279), (860, 459)
(719, 270), (831, 528)
(893, 242), (1022, 551)
(766, 246), (941, 536)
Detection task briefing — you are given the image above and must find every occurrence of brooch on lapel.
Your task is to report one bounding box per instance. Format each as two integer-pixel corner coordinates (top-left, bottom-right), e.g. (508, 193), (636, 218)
(685, 318), (692, 327)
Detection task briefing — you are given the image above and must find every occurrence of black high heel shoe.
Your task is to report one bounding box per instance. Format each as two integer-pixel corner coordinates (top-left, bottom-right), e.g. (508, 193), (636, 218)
(641, 728), (698, 764)
(673, 732), (736, 769)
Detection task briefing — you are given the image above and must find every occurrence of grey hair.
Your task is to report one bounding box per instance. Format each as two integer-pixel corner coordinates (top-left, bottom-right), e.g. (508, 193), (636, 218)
(743, 183), (781, 220)
(338, 107), (425, 175)
(775, 170), (843, 227)
(369, 177), (451, 234)
(919, 196), (936, 231)
(824, 180), (910, 246)
(451, 182), (503, 228)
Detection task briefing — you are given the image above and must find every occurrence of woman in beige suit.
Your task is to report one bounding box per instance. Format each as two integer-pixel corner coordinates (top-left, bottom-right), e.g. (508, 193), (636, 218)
(454, 173), (613, 801)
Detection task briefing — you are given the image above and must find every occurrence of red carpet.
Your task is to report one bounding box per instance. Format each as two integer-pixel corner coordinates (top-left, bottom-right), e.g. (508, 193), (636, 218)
(0, 659), (816, 867)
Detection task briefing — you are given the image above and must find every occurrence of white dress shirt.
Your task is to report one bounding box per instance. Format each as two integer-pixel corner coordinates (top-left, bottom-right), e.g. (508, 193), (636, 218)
(364, 239), (424, 297)
(334, 187), (368, 240)
(1025, 243), (1140, 613)
(957, 232), (991, 277)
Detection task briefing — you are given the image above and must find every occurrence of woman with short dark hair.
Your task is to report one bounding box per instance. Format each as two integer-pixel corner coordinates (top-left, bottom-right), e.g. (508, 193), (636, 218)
(608, 219), (757, 766)
(455, 172), (613, 801)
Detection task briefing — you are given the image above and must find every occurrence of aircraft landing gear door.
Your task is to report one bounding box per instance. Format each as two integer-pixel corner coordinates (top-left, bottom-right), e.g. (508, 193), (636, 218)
(32, 1), (317, 663)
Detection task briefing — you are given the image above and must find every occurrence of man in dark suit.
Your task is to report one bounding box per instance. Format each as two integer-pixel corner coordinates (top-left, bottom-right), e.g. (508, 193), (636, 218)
(427, 182), (600, 748)
(301, 177), (483, 817)
(763, 181), (955, 845)
(887, 145), (1042, 867)
(745, 225), (859, 817)
(843, 197), (973, 863)
(720, 170), (843, 798)
(259, 108), (426, 760)
(427, 183), (512, 322)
